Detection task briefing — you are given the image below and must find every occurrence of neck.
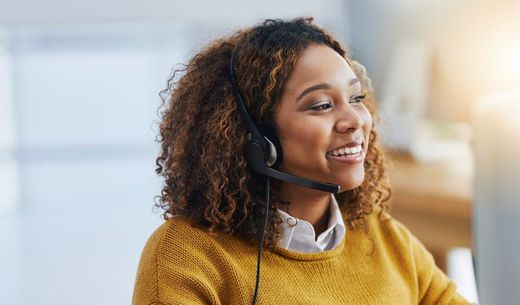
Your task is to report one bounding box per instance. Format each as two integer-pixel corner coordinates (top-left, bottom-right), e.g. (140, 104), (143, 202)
(277, 182), (331, 236)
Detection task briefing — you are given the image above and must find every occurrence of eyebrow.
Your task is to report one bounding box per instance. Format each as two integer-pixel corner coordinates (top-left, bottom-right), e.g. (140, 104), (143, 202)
(296, 78), (360, 102)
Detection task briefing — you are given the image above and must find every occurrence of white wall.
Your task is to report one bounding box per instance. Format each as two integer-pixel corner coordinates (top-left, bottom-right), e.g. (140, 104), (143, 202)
(0, 28), (19, 214)
(0, 22), (188, 305)
(0, 0), (349, 40)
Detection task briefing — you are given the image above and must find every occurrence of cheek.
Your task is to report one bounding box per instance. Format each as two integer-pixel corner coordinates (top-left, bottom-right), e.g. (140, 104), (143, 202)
(278, 119), (328, 156)
(361, 109), (373, 140)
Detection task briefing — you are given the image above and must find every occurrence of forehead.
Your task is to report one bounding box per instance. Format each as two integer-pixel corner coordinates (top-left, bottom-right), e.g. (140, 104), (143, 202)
(284, 44), (359, 94)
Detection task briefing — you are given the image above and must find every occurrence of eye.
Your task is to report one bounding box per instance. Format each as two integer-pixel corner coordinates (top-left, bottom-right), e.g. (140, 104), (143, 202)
(350, 94), (366, 104)
(310, 101), (332, 111)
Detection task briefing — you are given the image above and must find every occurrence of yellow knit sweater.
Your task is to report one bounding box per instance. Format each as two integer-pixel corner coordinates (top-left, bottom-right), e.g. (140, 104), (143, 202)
(132, 211), (471, 304)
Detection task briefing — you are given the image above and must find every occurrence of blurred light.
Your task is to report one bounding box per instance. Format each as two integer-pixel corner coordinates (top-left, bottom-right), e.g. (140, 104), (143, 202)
(480, 24), (520, 90)
(428, 0), (520, 121)
(495, 40), (520, 86)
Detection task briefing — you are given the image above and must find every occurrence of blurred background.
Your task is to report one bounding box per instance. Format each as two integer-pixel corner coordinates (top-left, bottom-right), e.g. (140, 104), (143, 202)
(0, 0), (519, 304)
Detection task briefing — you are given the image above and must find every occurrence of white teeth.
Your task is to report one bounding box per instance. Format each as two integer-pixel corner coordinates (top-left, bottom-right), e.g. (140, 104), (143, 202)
(328, 144), (362, 157)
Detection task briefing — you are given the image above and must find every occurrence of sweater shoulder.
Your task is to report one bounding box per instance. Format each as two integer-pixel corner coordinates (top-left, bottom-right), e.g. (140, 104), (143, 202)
(363, 210), (429, 278)
(133, 217), (228, 304)
(371, 210), (436, 265)
(365, 209), (418, 250)
(365, 210), (470, 304)
(136, 217), (196, 261)
(144, 216), (254, 269)
(143, 216), (220, 265)
(132, 220), (170, 304)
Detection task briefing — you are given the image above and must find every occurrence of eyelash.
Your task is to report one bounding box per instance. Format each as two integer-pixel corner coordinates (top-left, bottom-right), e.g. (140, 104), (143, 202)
(310, 94), (366, 111)
(351, 94), (367, 104)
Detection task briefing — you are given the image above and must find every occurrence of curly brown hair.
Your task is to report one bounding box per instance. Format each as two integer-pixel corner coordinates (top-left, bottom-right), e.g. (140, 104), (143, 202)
(154, 17), (391, 248)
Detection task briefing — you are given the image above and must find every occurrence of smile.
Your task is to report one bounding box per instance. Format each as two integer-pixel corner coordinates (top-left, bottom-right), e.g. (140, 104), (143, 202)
(325, 143), (365, 164)
(326, 143), (363, 157)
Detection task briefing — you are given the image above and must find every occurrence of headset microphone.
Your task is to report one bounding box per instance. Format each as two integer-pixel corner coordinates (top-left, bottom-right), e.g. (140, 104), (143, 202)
(243, 134), (340, 193)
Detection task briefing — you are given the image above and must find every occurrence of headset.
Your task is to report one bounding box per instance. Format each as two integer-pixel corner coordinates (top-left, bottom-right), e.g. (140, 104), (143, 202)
(229, 44), (340, 305)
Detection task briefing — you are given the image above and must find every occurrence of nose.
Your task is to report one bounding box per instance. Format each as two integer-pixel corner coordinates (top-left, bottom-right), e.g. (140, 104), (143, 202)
(334, 105), (365, 133)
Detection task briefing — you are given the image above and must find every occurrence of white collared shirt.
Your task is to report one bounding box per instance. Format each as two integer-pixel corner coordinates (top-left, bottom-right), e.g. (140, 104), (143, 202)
(277, 194), (346, 253)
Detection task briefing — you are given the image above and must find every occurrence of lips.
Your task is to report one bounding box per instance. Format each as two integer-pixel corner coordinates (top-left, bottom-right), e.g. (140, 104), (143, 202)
(326, 143), (364, 164)
(326, 141), (363, 154)
(327, 144), (362, 157)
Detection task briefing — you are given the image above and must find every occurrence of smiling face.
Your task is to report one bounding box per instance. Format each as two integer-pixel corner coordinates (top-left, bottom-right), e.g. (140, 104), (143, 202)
(273, 44), (373, 192)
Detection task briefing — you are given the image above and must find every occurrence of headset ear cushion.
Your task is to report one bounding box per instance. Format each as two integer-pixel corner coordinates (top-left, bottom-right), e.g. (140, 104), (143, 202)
(258, 125), (283, 168)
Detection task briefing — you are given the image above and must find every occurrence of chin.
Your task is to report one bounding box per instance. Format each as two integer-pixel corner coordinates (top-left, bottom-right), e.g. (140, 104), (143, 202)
(338, 171), (365, 191)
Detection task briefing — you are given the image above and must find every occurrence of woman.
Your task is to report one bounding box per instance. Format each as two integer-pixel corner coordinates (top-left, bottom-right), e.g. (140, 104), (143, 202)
(133, 18), (471, 304)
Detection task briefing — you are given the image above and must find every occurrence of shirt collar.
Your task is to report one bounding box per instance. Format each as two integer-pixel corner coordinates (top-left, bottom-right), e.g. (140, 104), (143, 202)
(277, 194), (346, 253)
